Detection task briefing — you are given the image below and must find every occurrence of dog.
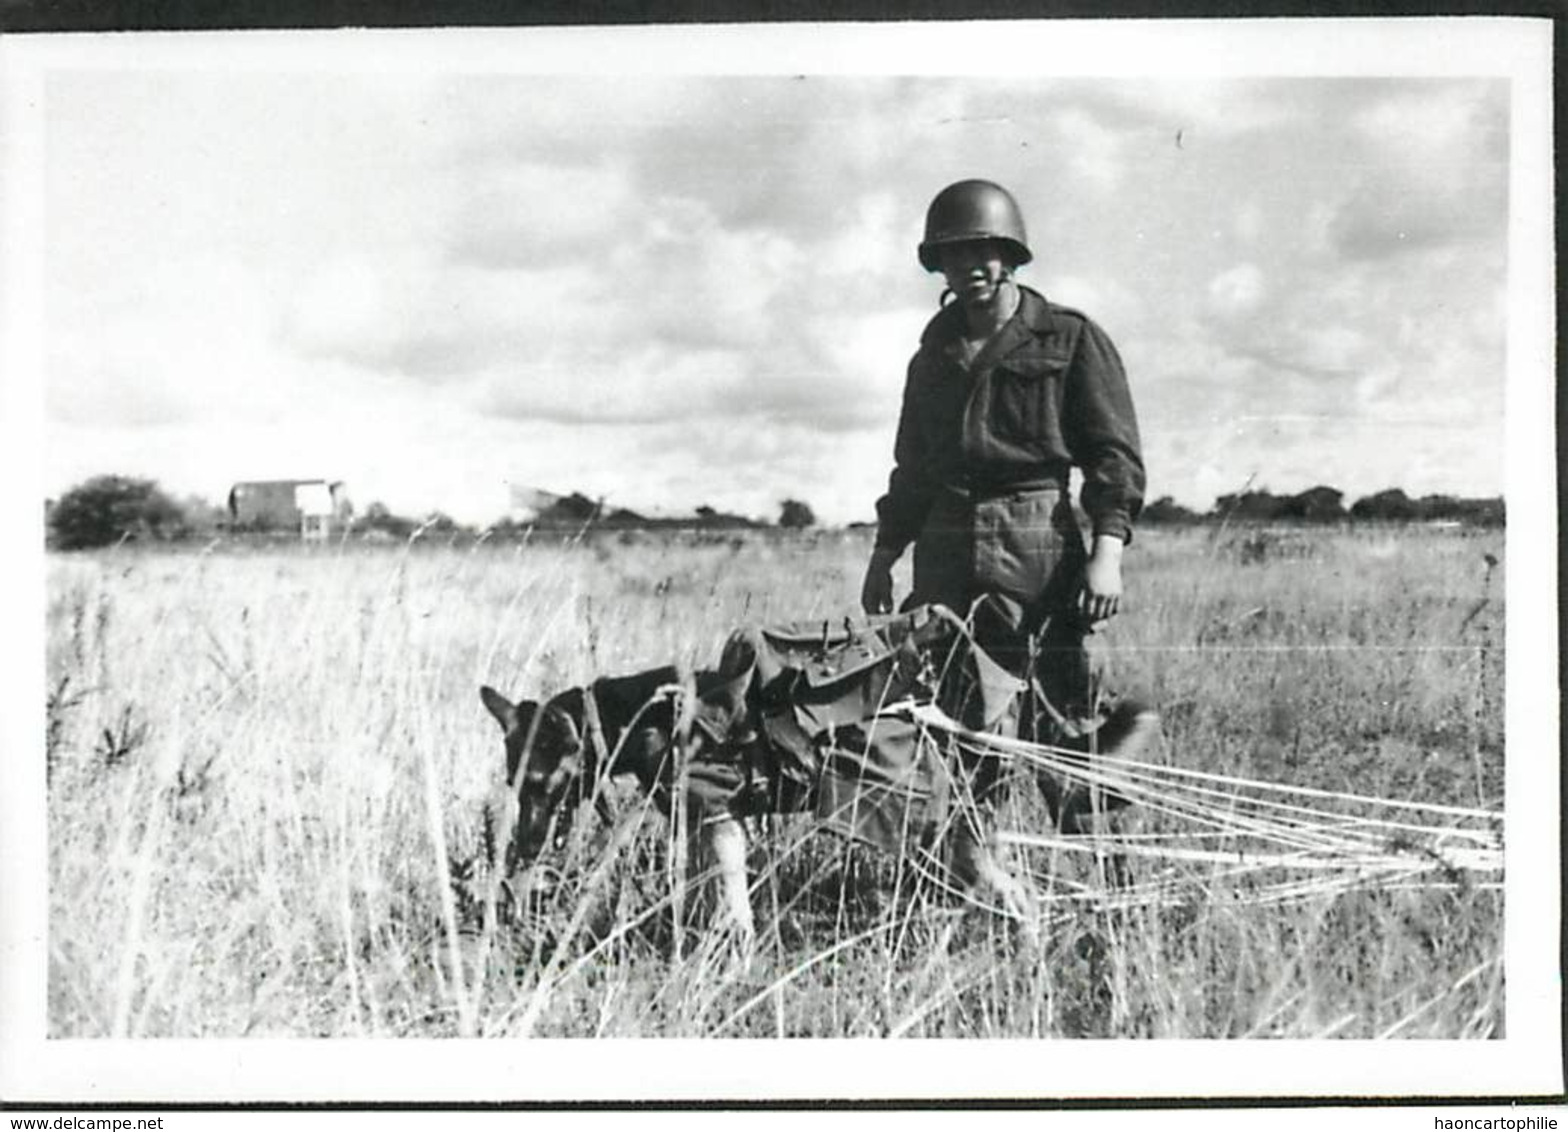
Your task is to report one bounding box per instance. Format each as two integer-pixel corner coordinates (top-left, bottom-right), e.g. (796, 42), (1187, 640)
(478, 663), (769, 944)
(480, 611), (1157, 947)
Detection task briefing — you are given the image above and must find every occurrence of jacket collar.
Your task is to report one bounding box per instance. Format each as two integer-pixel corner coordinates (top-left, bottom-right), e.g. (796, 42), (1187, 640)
(935, 285), (1060, 374)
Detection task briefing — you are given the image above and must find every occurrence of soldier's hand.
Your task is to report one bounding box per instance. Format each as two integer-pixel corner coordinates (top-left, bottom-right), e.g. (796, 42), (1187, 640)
(860, 549), (898, 615)
(1078, 535), (1124, 625)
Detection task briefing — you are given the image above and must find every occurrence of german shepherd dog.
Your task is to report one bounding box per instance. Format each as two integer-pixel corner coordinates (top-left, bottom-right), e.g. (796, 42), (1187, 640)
(479, 664), (769, 943)
(480, 653), (1156, 946)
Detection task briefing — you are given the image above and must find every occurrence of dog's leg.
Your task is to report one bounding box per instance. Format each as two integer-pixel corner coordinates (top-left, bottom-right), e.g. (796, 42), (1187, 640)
(705, 815), (755, 948)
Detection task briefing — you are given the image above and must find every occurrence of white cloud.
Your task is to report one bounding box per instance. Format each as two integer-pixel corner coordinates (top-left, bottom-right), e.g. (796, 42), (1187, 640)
(38, 71), (1513, 520)
(1232, 200), (1265, 245)
(1037, 273), (1146, 338)
(48, 252), (288, 426)
(480, 343), (747, 425)
(48, 328), (193, 427)
(1295, 323), (1369, 377)
(446, 160), (640, 267)
(287, 255), (406, 361)
(1106, 79), (1296, 139)
(1328, 82), (1507, 260)
(1351, 84), (1504, 169)
(1053, 106), (1124, 190)
(1204, 264), (1268, 322)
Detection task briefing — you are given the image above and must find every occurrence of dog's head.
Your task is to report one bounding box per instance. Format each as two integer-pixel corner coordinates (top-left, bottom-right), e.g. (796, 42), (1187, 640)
(480, 684), (588, 870)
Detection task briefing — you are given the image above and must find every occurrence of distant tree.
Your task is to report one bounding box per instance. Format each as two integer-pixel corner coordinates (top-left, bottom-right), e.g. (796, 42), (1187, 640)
(1141, 495), (1202, 525)
(778, 499), (816, 529)
(1211, 489), (1288, 523)
(1414, 494), (1458, 521)
(1461, 496), (1506, 527)
(1482, 498), (1505, 526)
(1278, 486), (1346, 523)
(684, 505), (760, 531)
(1350, 488), (1418, 522)
(361, 500), (415, 538)
(178, 494), (229, 535)
(48, 474), (184, 550)
(1411, 494), (1503, 526)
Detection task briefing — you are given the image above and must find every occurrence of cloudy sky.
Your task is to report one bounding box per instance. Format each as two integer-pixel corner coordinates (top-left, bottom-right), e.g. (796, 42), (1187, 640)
(23, 26), (1532, 526)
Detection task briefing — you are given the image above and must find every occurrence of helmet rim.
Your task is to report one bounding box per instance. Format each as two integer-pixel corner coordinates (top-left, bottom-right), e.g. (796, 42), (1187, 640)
(917, 233), (1033, 273)
(918, 179), (1033, 272)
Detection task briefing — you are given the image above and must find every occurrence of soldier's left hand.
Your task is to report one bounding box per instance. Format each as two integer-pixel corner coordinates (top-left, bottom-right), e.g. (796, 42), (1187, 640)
(1078, 536), (1124, 624)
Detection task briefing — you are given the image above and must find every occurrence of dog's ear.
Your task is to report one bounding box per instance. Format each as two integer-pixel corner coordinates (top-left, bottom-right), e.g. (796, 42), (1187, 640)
(480, 685), (519, 733)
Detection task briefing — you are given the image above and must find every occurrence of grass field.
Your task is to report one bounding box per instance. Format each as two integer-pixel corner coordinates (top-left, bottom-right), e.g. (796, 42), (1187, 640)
(43, 523), (1505, 1039)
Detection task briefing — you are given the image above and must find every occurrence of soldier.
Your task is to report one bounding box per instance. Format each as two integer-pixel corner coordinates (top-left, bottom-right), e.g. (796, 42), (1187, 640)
(861, 178), (1149, 752)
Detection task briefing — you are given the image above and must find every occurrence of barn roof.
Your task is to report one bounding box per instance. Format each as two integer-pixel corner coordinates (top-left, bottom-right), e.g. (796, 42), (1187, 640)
(231, 478), (342, 489)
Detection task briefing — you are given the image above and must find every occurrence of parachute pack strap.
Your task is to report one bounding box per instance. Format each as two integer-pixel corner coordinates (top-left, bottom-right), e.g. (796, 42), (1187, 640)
(1027, 671), (1085, 739)
(1023, 613), (1098, 741)
(915, 602), (980, 662)
(924, 602), (1028, 728)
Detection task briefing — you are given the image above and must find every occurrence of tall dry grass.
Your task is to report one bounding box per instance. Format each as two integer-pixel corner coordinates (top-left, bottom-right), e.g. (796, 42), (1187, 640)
(44, 524), (1504, 1037)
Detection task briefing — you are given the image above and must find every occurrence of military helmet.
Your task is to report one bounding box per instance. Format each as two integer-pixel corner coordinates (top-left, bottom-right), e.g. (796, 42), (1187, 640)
(918, 179), (1033, 272)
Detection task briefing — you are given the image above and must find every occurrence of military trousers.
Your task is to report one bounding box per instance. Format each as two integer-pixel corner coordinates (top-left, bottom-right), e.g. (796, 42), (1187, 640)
(903, 484), (1105, 737)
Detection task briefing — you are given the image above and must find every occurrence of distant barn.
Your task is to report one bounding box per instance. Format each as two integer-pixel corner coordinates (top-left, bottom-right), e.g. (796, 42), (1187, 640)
(228, 480), (351, 540)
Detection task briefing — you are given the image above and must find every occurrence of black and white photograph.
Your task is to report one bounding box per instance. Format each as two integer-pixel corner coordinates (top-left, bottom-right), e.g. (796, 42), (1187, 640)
(0, 16), (1558, 1108)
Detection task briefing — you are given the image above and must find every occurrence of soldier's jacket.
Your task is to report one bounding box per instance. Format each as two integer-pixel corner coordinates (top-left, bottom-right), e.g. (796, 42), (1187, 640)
(875, 285), (1146, 556)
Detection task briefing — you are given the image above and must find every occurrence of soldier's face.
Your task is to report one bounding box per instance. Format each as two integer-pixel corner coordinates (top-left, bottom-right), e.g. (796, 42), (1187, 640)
(938, 240), (1010, 307)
